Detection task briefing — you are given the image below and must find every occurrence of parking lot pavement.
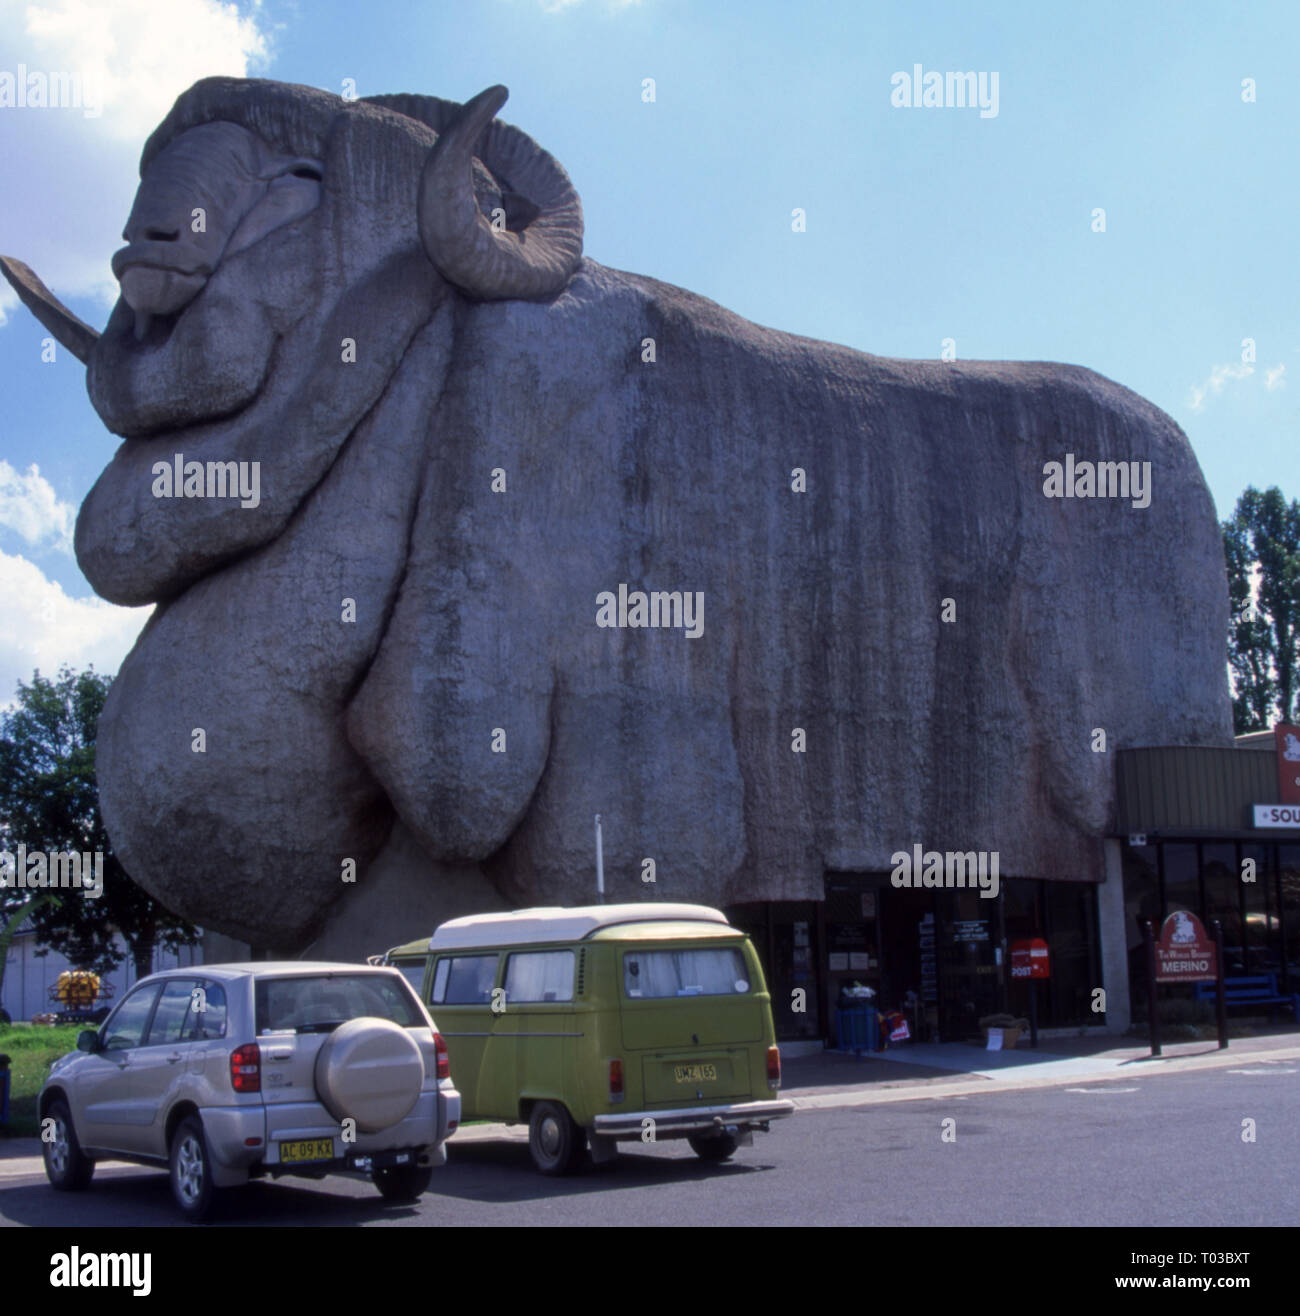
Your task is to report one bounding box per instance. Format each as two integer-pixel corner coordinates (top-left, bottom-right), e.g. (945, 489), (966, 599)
(4, 1030), (1297, 1186)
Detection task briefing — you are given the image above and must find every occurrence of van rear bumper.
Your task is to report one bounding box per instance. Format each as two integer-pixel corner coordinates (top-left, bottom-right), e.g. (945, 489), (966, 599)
(593, 1099), (794, 1137)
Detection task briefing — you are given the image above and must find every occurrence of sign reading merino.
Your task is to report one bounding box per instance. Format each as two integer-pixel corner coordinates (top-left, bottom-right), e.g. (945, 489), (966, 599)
(1154, 911), (1217, 983)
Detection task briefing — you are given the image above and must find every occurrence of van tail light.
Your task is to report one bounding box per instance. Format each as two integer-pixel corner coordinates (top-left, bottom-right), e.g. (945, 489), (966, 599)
(434, 1031), (450, 1081)
(766, 1045), (781, 1090)
(608, 1058), (624, 1102)
(230, 1043), (261, 1093)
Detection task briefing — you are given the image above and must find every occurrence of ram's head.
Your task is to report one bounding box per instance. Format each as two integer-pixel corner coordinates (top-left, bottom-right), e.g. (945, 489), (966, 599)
(2, 78), (583, 608)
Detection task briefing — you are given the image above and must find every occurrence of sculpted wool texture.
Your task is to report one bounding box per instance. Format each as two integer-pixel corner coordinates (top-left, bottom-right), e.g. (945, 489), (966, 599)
(2, 77), (1231, 955)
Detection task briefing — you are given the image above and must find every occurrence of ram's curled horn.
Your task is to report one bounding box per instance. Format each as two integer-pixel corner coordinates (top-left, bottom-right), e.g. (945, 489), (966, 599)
(0, 256), (100, 364)
(417, 85), (583, 301)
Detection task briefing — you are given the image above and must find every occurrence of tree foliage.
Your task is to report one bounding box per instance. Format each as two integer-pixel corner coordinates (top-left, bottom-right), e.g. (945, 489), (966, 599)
(0, 665), (197, 980)
(1223, 486), (1300, 733)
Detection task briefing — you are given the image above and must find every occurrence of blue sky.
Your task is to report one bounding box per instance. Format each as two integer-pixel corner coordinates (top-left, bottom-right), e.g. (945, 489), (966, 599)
(0, 0), (1295, 704)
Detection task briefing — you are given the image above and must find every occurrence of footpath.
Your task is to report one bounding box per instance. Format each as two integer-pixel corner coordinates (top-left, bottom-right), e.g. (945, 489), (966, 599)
(2, 1029), (1297, 1174)
(776, 1027), (1300, 1111)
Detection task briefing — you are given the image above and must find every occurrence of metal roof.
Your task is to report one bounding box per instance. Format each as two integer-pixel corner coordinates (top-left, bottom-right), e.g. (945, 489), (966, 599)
(427, 903), (730, 951)
(1115, 745), (1277, 832)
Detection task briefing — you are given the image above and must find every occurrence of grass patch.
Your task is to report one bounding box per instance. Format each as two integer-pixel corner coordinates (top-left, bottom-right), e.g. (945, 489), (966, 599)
(0, 1024), (84, 1138)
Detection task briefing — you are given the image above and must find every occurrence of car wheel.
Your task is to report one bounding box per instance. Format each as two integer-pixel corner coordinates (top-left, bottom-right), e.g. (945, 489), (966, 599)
(372, 1162), (434, 1202)
(169, 1115), (218, 1221)
(43, 1099), (94, 1190)
(688, 1131), (739, 1162)
(528, 1101), (583, 1175)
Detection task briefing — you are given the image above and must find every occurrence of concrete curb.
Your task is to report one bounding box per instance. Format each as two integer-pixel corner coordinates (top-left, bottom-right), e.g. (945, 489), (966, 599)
(785, 1042), (1300, 1111)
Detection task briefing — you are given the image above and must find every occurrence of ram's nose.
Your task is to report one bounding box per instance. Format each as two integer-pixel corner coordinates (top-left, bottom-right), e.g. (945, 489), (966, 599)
(111, 242), (210, 338)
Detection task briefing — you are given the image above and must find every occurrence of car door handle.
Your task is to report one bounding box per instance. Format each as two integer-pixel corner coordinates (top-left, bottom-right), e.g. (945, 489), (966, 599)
(166, 1052), (184, 1064)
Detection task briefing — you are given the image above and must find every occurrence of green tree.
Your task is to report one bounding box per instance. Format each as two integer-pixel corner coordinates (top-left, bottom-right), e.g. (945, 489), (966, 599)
(0, 665), (197, 983)
(1223, 486), (1300, 733)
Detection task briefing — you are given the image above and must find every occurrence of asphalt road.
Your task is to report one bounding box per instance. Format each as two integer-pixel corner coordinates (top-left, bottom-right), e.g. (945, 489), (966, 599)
(2, 1058), (1295, 1228)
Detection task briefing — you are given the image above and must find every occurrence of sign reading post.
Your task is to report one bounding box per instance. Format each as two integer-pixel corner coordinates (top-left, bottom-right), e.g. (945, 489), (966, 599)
(1010, 937), (1050, 979)
(1153, 911), (1217, 983)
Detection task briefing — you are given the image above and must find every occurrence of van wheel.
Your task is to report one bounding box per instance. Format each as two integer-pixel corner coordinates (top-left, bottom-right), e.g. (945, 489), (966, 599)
(688, 1131), (739, 1162)
(529, 1102), (583, 1175)
(373, 1162), (434, 1201)
(43, 1099), (95, 1190)
(170, 1115), (218, 1221)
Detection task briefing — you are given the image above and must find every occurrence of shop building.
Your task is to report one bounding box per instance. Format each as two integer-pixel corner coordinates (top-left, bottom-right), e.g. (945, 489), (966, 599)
(728, 726), (1300, 1046)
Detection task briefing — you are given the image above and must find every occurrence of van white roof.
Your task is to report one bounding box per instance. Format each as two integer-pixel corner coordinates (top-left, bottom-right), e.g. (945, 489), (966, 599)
(428, 903), (730, 951)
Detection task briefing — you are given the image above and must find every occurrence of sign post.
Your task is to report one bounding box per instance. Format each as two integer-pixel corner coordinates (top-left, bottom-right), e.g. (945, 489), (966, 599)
(1210, 918), (1228, 1050)
(1149, 910), (1221, 1058)
(1009, 937), (1050, 1049)
(1143, 920), (1160, 1057)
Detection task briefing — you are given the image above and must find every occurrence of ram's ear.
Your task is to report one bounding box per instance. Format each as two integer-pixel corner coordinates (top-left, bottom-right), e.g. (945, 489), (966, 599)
(0, 255), (101, 364)
(225, 158), (324, 258)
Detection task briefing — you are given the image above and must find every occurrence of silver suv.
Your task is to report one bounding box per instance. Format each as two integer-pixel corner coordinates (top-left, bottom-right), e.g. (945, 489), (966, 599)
(39, 962), (461, 1220)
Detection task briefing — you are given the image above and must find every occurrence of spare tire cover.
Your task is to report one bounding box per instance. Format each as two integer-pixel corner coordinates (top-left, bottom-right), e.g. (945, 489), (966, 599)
(313, 1017), (424, 1134)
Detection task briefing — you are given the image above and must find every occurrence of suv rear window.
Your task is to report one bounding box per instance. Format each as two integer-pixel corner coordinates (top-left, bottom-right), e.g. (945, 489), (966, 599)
(255, 973), (423, 1034)
(623, 948), (750, 999)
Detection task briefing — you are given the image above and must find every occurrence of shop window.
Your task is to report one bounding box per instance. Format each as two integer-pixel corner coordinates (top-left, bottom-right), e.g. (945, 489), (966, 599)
(1042, 880), (1101, 1027)
(1123, 845), (1160, 1016)
(1229, 843), (1273, 976)
(1162, 843), (1198, 921)
(1280, 846), (1300, 992)
(1202, 844), (1243, 973)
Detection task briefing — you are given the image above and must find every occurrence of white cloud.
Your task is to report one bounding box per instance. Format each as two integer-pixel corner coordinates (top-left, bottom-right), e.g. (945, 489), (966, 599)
(1265, 363), (1286, 391)
(14, 0), (272, 142)
(0, 0), (276, 322)
(1189, 362), (1253, 413)
(0, 550), (151, 707)
(0, 461), (77, 555)
(535, 0), (645, 12)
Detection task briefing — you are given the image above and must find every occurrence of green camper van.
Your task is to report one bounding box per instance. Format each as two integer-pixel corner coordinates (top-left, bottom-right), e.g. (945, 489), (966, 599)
(379, 903), (793, 1174)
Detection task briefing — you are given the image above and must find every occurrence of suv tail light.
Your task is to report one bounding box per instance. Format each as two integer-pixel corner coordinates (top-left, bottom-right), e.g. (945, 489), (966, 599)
(766, 1045), (781, 1089)
(608, 1057), (624, 1101)
(230, 1043), (261, 1093)
(433, 1031), (450, 1081)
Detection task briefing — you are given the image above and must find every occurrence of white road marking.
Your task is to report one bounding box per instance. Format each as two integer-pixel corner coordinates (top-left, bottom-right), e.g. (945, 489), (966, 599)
(1064, 1086), (1139, 1094)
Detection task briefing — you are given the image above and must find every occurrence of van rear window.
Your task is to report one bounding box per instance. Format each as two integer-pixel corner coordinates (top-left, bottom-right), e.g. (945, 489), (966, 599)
(392, 959), (426, 998)
(623, 948), (750, 999)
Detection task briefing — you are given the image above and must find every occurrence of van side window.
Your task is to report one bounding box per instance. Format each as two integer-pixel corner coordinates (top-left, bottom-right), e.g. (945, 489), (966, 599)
(433, 955), (499, 1004)
(504, 951), (574, 1003)
(623, 948), (750, 998)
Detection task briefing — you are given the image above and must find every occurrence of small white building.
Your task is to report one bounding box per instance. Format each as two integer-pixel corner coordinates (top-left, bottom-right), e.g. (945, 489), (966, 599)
(1, 925), (203, 1023)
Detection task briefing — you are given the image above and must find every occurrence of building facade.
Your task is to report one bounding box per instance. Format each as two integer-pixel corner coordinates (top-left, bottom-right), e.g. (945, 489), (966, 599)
(731, 727), (1300, 1046)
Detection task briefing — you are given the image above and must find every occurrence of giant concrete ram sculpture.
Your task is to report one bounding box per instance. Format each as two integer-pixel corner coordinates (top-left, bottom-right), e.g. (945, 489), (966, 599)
(3, 78), (1230, 956)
